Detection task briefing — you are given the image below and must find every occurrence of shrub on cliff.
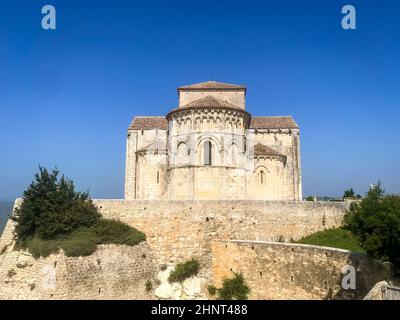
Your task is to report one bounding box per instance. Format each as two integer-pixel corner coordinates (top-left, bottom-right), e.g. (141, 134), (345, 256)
(14, 166), (146, 258)
(13, 167), (100, 240)
(216, 272), (250, 300)
(93, 219), (146, 246)
(344, 183), (400, 271)
(168, 258), (200, 283)
(17, 220), (146, 258)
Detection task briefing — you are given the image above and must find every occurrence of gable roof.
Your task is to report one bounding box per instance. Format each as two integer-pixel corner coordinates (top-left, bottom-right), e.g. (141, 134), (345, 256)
(178, 81), (246, 91)
(166, 95), (250, 121)
(174, 95), (241, 110)
(249, 116), (298, 129)
(253, 143), (286, 158)
(128, 116), (168, 130)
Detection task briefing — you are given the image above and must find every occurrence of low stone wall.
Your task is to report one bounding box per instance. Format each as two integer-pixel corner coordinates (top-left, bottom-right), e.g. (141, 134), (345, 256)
(95, 199), (347, 275)
(211, 240), (392, 300)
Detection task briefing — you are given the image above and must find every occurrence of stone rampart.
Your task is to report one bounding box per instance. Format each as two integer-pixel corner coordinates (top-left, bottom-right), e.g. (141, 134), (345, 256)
(211, 240), (392, 300)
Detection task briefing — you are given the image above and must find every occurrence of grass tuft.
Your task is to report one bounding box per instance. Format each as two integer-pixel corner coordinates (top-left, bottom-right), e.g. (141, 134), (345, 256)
(168, 258), (200, 283)
(295, 227), (365, 253)
(16, 218), (146, 258)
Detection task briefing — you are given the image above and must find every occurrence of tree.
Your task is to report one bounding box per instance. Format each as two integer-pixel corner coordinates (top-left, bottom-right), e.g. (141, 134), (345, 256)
(343, 188), (355, 199)
(13, 167), (100, 240)
(306, 196), (315, 201)
(344, 183), (400, 271)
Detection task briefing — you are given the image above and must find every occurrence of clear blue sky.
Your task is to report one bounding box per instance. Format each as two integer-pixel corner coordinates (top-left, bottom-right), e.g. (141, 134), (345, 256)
(1, 0), (399, 200)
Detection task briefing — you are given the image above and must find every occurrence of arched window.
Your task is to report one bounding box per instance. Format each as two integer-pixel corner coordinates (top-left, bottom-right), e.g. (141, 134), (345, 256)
(259, 170), (265, 184)
(204, 141), (212, 165)
(157, 171), (159, 184)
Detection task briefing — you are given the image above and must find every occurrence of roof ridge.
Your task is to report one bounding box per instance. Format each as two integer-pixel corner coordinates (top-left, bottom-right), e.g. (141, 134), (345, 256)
(252, 115), (293, 118)
(179, 95), (240, 109)
(129, 117), (168, 130)
(178, 81), (246, 90)
(134, 116), (165, 118)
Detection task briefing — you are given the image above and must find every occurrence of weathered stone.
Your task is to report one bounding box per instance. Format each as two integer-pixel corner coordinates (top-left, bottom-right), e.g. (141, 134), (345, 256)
(0, 197), (390, 300)
(211, 240), (392, 300)
(154, 283), (183, 300)
(0, 228), (157, 300)
(94, 199), (348, 271)
(153, 265), (207, 300)
(363, 281), (388, 300)
(182, 276), (206, 298)
(16, 261), (32, 269)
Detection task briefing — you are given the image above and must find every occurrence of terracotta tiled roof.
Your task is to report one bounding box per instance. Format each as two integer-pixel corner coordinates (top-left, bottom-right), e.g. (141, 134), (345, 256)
(174, 95), (241, 110)
(249, 116), (298, 129)
(129, 111), (298, 131)
(178, 81), (246, 90)
(129, 117), (168, 130)
(253, 143), (285, 158)
(166, 95), (250, 121)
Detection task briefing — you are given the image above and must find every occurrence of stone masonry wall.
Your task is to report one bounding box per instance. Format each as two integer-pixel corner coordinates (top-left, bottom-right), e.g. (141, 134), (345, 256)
(0, 207), (157, 300)
(211, 240), (392, 300)
(0, 199), (351, 299)
(94, 199), (347, 278)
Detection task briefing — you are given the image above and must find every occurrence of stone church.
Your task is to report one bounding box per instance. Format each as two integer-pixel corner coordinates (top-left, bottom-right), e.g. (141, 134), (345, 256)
(125, 81), (302, 200)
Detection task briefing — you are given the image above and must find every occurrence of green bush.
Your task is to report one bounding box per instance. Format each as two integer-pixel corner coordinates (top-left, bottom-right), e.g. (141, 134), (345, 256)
(93, 219), (146, 246)
(16, 236), (61, 259)
(217, 272), (250, 300)
(13, 167), (146, 258)
(169, 258), (200, 283)
(13, 167), (100, 240)
(59, 227), (98, 257)
(343, 188), (355, 199)
(16, 219), (147, 258)
(344, 183), (400, 271)
(295, 227), (365, 253)
(207, 285), (217, 296)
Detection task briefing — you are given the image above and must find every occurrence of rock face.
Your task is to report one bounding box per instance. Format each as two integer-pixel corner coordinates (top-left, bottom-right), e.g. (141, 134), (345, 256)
(0, 220), (157, 300)
(154, 265), (207, 300)
(363, 281), (388, 300)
